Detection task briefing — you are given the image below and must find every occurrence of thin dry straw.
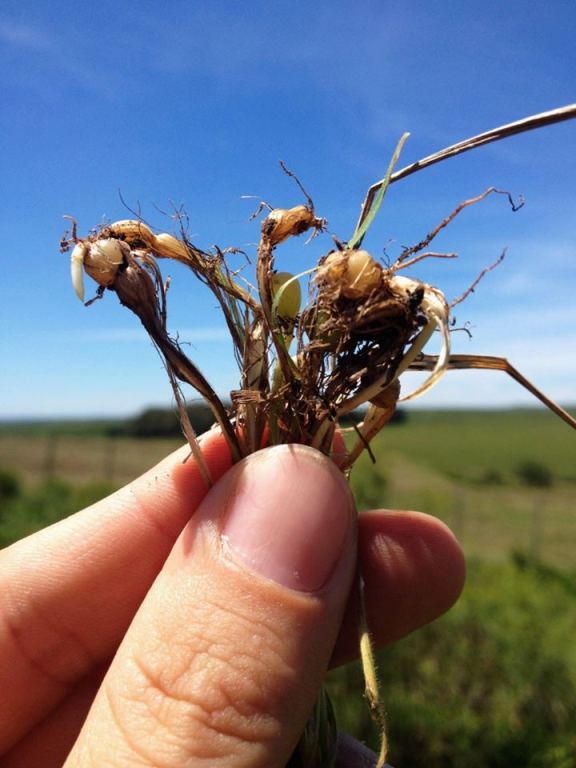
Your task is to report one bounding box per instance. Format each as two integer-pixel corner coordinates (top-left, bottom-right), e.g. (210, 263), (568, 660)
(356, 104), (576, 234)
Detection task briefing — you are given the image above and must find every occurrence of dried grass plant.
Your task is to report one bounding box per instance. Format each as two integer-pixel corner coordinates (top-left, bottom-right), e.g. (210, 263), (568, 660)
(61, 105), (576, 768)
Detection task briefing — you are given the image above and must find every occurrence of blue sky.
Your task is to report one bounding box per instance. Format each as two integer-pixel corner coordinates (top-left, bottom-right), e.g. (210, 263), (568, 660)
(1, 0), (575, 418)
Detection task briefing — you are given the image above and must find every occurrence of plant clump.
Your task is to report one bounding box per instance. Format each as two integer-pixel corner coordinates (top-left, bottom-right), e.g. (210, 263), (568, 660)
(59, 106), (576, 768)
(61, 172), (452, 768)
(61, 186), (455, 477)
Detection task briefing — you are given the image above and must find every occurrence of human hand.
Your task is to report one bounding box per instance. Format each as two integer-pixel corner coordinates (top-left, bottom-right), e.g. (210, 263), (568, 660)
(0, 433), (465, 767)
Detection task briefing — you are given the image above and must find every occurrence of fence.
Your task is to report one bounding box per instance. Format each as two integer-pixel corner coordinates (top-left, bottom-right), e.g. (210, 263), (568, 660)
(1, 433), (575, 567)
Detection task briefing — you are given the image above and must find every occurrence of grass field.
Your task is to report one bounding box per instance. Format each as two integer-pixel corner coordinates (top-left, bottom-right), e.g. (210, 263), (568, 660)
(348, 409), (576, 568)
(0, 432), (182, 488)
(363, 408), (576, 484)
(1, 408), (575, 566)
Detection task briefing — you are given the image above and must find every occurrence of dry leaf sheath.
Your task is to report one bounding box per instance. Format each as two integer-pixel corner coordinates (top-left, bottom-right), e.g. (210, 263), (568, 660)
(61, 105), (576, 768)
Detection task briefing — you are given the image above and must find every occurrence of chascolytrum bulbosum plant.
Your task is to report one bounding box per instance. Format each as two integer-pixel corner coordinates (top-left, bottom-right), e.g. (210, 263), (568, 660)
(61, 104), (576, 768)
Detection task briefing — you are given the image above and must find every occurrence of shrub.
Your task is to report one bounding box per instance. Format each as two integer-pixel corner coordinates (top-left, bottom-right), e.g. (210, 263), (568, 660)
(120, 404), (216, 438)
(0, 468), (21, 504)
(515, 460), (554, 488)
(327, 559), (576, 767)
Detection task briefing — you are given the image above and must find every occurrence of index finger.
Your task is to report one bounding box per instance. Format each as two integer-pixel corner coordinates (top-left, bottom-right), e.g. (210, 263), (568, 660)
(0, 430), (233, 755)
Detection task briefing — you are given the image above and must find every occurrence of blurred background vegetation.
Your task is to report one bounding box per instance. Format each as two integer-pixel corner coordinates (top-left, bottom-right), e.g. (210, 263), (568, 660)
(1, 406), (575, 766)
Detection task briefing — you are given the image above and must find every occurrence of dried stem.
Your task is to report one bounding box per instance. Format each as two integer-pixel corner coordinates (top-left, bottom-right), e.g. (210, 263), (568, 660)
(178, 234), (261, 312)
(410, 354), (576, 429)
(113, 255), (243, 462)
(342, 400), (399, 470)
(166, 369), (213, 487)
(256, 231), (301, 404)
(357, 104), (576, 233)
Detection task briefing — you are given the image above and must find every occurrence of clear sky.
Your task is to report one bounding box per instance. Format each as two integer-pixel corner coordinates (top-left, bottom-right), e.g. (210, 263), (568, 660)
(1, 0), (575, 419)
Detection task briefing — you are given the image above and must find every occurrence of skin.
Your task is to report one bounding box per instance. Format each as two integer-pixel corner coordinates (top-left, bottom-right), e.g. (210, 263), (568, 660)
(0, 431), (465, 767)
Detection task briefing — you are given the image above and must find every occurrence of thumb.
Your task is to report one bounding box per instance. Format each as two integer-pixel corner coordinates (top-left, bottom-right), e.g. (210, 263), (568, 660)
(66, 445), (356, 768)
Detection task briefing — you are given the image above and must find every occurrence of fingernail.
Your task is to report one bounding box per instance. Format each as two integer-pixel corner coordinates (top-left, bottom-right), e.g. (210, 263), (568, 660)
(222, 445), (353, 592)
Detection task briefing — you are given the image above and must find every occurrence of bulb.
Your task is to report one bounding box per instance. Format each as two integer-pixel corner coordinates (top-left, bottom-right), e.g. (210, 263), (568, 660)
(83, 238), (129, 288)
(319, 249), (382, 299)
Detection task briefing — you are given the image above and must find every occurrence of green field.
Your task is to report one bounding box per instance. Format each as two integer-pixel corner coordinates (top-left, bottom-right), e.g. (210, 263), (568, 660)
(349, 409), (576, 568)
(361, 408), (576, 485)
(1, 409), (575, 565)
(2, 407), (574, 484)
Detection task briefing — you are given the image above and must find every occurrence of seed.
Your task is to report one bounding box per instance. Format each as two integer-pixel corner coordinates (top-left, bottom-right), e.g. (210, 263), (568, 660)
(83, 238), (129, 288)
(262, 205), (319, 246)
(319, 249), (382, 299)
(108, 219), (156, 247)
(154, 233), (189, 262)
(271, 271), (301, 320)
